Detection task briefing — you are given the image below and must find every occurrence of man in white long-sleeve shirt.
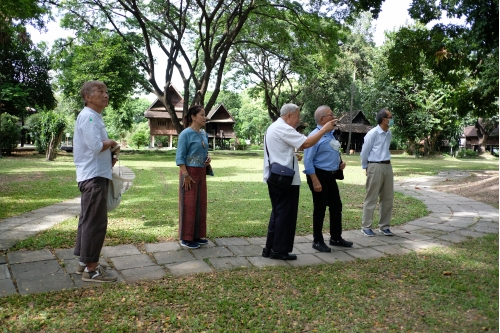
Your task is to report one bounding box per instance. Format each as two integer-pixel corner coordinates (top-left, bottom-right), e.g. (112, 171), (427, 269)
(73, 81), (119, 282)
(360, 108), (394, 237)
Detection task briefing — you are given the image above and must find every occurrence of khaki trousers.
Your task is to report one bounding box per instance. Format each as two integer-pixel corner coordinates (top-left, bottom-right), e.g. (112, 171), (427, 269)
(362, 163), (394, 230)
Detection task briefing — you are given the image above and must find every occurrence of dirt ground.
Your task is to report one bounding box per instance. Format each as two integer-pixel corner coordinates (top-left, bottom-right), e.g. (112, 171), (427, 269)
(432, 170), (499, 209)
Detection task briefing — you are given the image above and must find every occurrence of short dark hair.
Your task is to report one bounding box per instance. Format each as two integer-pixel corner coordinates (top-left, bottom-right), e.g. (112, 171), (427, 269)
(183, 105), (205, 128)
(376, 108), (389, 125)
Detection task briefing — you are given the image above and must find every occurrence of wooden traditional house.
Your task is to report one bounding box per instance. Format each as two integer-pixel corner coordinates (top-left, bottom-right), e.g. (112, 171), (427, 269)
(334, 111), (373, 153)
(205, 103), (236, 149)
(143, 86), (236, 149)
(460, 119), (499, 152)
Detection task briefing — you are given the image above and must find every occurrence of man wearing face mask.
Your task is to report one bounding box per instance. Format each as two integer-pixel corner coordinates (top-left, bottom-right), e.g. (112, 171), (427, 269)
(360, 108), (395, 237)
(303, 106), (353, 252)
(262, 103), (336, 260)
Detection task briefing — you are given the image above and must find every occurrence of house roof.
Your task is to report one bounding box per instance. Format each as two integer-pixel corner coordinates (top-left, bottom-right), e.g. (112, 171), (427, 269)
(335, 110), (373, 133)
(207, 103), (235, 123)
(335, 123), (374, 134)
(463, 126), (478, 137)
(143, 85), (184, 119)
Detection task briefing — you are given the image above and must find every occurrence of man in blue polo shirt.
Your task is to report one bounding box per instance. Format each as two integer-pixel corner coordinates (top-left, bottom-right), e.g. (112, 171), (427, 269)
(360, 108), (394, 237)
(303, 106), (353, 252)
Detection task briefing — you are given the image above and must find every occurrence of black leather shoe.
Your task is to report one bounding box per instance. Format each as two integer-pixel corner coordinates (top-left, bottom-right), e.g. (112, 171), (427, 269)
(270, 250), (297, 260)
(262, 247), (271, 258)
(312, 242), (331, 252)
(329, 238), (353, 247)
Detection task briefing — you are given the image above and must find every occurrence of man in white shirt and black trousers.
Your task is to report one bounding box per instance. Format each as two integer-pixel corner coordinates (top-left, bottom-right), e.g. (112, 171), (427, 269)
(73, 80), (119, 282)
(262, 103), (336, 260)
(360, 108), (395, 237)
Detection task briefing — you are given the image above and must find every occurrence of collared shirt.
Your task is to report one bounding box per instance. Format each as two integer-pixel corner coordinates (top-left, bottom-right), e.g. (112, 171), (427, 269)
(263, 117), (307, 185)
(360, 125), (392, 169)
(176, 128), (209, 167)
(73, 107), (112, 182)
(303, 125), (341, 174)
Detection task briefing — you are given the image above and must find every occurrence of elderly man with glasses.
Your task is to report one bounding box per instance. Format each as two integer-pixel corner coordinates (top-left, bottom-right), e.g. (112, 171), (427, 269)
(360, 108), (395, 237)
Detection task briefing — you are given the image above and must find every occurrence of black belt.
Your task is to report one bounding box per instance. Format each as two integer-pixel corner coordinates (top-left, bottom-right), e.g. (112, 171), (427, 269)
(368, 160), (390, 164)
(315, 168), (337, 174)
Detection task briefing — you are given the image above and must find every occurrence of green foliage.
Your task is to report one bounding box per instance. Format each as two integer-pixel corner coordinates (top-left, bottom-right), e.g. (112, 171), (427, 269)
(0, 113), (21, 154)
(51, 29), (147, 110)
(25, 111), (67, 156)
(129, 123), (149, 149)
(103, 98), (150, 142)
(407, 0), (499, 118)
(456, 148), (479, 158)
(0, 24), (56, 117)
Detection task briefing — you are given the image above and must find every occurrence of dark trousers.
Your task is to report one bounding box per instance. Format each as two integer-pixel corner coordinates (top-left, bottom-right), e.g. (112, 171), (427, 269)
(306, 168), (343, 243)
(74, 177), (108, 263)
(265, 183), (300, 253)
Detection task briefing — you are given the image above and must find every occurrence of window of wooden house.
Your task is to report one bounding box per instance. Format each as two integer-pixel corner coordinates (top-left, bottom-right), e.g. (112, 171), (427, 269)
(157, 120), (167, 126)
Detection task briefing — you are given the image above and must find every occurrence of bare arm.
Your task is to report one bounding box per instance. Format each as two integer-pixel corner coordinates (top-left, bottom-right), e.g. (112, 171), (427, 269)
(299, 119), (337, 149)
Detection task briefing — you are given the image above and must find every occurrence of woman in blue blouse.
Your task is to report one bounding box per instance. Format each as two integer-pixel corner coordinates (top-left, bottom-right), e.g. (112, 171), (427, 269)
(176, 105), (213, 249)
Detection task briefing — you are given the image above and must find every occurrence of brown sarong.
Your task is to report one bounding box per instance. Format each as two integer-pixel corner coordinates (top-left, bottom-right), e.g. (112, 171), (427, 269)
(178, 166), (207, 241)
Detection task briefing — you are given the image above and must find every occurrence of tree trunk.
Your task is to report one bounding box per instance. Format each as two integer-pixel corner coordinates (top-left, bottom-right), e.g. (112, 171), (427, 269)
(406, 138), (416, 155)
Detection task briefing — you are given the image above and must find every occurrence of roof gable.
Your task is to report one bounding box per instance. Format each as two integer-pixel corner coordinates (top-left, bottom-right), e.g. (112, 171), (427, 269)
(206, 103), (235, 123)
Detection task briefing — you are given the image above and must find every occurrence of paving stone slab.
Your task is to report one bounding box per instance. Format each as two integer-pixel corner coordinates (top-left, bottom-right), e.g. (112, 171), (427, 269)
(287, 254), (324, 267)
(313, 251), (355, 264)
(0, 264), (10, 280)
(399, 240), (448, 251)
(120, 265), (167, 283)
(227, 245), (265, 257)
(473, 226), (499, 234)
(213, 237), (250, 246)
(351, 237), (387, 247)
(7, 249), (55, 264)
(372, 245), (412, 256)
(145, 242), (181, 253)
(475, 221), (499, 230)
(456, 229), (487, 238)
(397, 232), (432, 241)
(154, 250), (196, 265)
(246, 257), (290, 268)
(397, 225), (424, 232)
(290, 242), (317, 254)
(412, 228), (449, 238)
(110, 254), (156, 270)
(0, 255), (5, 265)
(425, 224), (462, 232)
(209, 257), (251, 271)
(0, 239), (18, 251)
(341, 230), (365, 239)
(293, 236), (310, 244)
(0, 279), (17, 296)
(192, 246), (233, 259)
(101, 244), (141, 258)
(54, 248), (78, 260)
(246, 237), (266, 245)
(446, 219), (476, 228)
(167, 260), (213, 276)
(17, 273), (75, 295)
(10, 260), (64, 279)
(437, 234), (468, 243)
(344, 248), (385, 260)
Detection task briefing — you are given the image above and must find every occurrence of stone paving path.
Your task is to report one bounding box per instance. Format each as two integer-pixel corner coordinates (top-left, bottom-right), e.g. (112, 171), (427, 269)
(0, 170), (498, 297)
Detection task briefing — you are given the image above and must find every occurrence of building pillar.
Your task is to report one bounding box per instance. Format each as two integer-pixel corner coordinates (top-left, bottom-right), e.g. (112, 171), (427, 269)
(169, 135), (173, 148)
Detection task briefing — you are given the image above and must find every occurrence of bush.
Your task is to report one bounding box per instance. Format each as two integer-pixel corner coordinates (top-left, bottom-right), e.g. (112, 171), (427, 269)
(456, 148), (478, 158)
(249, 144), (262, 150)
(0, 113), (21, 154)
(131, 131), (149, 149)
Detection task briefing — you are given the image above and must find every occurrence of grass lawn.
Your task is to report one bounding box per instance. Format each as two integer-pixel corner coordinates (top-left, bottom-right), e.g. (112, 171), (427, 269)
(0, 151), (498, 332)
(0, 234), (497, 332)
(0, 150), (498, 250)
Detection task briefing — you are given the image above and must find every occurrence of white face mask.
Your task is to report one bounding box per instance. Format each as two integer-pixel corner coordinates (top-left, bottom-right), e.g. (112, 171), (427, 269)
(330, 138), (341, 151)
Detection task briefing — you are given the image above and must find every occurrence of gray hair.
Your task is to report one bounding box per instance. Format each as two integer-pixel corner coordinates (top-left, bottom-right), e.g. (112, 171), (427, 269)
(280, 103), (300, 116)
(314, 105), (331, 124)
(376, 108), (389, 124)
(81, 80), (106, 106)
